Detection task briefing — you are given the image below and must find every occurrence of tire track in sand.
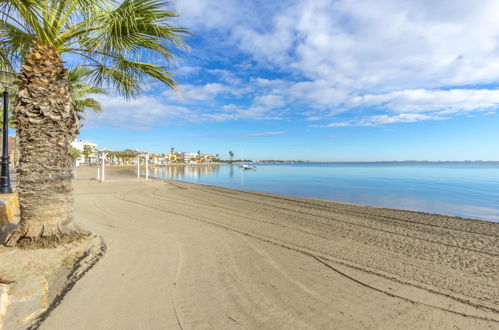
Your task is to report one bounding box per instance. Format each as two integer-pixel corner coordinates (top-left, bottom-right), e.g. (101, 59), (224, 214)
(146, 185), (498, 257)
(112, 191), (499, 321)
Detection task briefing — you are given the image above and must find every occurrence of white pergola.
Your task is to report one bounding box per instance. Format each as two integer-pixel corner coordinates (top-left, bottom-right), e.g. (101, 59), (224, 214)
(96, 151), (108, 182)
(97, 151), (149, 182)
(137, 154), (149, 180)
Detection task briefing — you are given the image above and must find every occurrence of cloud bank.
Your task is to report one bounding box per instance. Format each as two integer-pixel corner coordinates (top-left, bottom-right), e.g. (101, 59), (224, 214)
(85, 0), (499, 128)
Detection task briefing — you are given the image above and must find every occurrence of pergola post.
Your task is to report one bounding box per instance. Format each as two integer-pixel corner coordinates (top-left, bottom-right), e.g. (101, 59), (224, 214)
(100, 152), (107, 182)
(145, 154), (149, 180)
(137, 156), (140, 179)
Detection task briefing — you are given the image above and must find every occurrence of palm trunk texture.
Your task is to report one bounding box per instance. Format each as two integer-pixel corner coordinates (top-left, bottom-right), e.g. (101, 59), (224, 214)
(5, 42), (83, 248)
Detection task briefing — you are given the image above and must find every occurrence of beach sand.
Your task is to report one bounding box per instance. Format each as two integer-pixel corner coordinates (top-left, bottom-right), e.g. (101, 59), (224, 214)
(40, 167), (499, 329)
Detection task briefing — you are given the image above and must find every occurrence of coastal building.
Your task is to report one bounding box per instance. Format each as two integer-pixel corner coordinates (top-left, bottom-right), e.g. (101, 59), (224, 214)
(150, 154), (167, 165)
(71, 140), (98, 166)
(165, 147), (218, 164)
(196, 153), (215, 163)
(8, 136), (18, 166)
(0, 136), (20, 166)
(181, 152), (198, 163)
(167, 148), (181, 163)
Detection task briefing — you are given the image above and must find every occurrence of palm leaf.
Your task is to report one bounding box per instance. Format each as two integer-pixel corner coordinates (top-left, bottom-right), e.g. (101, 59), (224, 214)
(68, 65), (106, 115)
(0, 0), (188, 98)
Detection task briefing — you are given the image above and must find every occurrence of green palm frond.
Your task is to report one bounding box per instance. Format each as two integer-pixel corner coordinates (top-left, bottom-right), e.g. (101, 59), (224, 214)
(0, 0), (188, 97)
(76, 98), (103, 113)
(88, 63), (141, 97)
(68, 65), (106, 116)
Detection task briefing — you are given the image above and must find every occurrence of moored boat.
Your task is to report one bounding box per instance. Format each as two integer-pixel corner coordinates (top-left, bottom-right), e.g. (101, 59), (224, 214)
(239, 164), (256, 170)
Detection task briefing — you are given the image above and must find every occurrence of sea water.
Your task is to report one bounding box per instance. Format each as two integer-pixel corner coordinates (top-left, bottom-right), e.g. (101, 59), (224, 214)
(150, 162), (499, 222)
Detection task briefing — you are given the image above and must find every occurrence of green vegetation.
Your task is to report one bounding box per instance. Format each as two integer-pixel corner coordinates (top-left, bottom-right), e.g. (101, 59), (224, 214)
(81, 145), (93, 165)
(69, 147), (82, 159)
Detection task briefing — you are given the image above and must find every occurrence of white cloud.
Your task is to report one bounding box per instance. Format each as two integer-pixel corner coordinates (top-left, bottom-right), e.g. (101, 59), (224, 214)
(207, 69), (242, 85)
(274, 0), (499, 90)
(323, 113), (443, 127)
(84, 95), (194, 129)
(175, 0), (499, 126)
(318, 87), (499, 127)
(350, 89), (499, 114)
(245, 131), (286, 137)
(199, 105), (284, 122)
(84, 1), (499, 129)
(175, 66), (201, 76)
(84, 94), (285, 127)
(164, 83), (237, 102)
(195, 131), (287, 138)
(209, 131), (287, 137)
(254, 94), (285, 108)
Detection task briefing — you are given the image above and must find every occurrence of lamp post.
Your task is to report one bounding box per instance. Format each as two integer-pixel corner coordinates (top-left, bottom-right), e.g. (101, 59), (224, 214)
(0, 70), (15, 194)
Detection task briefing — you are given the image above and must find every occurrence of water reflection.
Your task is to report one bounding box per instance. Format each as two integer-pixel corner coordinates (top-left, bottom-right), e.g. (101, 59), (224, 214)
(150, 163), (499, 221)
(153, 164), (220, 179)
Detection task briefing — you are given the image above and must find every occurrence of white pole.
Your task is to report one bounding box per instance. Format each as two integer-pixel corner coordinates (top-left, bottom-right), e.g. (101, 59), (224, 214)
(101, 153), (105, 182)
(97, 167), (100, 181)
(137, 156), (140, 179)
(145, 154), (149, 180)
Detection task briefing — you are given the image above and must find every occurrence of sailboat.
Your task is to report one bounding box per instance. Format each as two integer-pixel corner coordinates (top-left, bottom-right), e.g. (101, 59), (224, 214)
(239, 149), (256, 170)
(240, 164), (256, 170)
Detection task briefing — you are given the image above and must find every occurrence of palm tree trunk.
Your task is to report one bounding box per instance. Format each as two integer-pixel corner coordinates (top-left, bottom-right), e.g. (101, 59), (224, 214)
(5, 42), (83, 248)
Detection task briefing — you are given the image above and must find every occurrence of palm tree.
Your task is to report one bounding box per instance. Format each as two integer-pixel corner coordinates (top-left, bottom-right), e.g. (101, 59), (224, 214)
(69, 147), (81, 160)
(1, 65), (102, 127)
(69, 146), (81, 178)
(229, 150), (234, 162)
(1, 0), (187, 247)
(81, 145), (93, 165)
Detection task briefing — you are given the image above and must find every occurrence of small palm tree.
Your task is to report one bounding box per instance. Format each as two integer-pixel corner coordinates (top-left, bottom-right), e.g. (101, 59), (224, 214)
(81, 145), (93, 165)
(1, 0), (187, 247)
(69, 147), (81, 178)
(69, 147), (82, 160)
(229, 150), (234, 162)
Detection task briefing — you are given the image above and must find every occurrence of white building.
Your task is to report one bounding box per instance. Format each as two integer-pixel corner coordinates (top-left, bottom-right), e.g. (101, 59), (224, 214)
(181, 152), (198, 163)
(71, 140), (98, 166)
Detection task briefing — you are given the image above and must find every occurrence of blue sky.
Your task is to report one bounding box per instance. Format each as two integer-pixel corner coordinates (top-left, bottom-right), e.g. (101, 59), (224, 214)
(79, 0), (499, 161)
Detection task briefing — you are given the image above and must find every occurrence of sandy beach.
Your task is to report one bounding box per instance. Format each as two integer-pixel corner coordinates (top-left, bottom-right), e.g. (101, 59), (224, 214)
(40, 167), (499, 329)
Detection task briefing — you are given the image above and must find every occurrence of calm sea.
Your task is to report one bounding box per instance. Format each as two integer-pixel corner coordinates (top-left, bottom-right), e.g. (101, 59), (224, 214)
(150, 162), (499, 222)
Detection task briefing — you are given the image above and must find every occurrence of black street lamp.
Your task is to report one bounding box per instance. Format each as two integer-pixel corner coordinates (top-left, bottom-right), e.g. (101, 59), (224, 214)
(0, 70), (15, 194)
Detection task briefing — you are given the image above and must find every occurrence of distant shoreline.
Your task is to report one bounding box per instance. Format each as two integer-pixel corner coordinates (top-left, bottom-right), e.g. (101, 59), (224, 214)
(77, 160), (499, 168)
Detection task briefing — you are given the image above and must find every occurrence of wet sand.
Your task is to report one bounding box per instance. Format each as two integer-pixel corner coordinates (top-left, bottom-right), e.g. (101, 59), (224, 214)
(41, 167), (499, 329)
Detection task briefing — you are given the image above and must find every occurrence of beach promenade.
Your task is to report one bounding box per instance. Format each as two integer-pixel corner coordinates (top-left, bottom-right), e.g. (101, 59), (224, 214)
(40, 167), (498, 329)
